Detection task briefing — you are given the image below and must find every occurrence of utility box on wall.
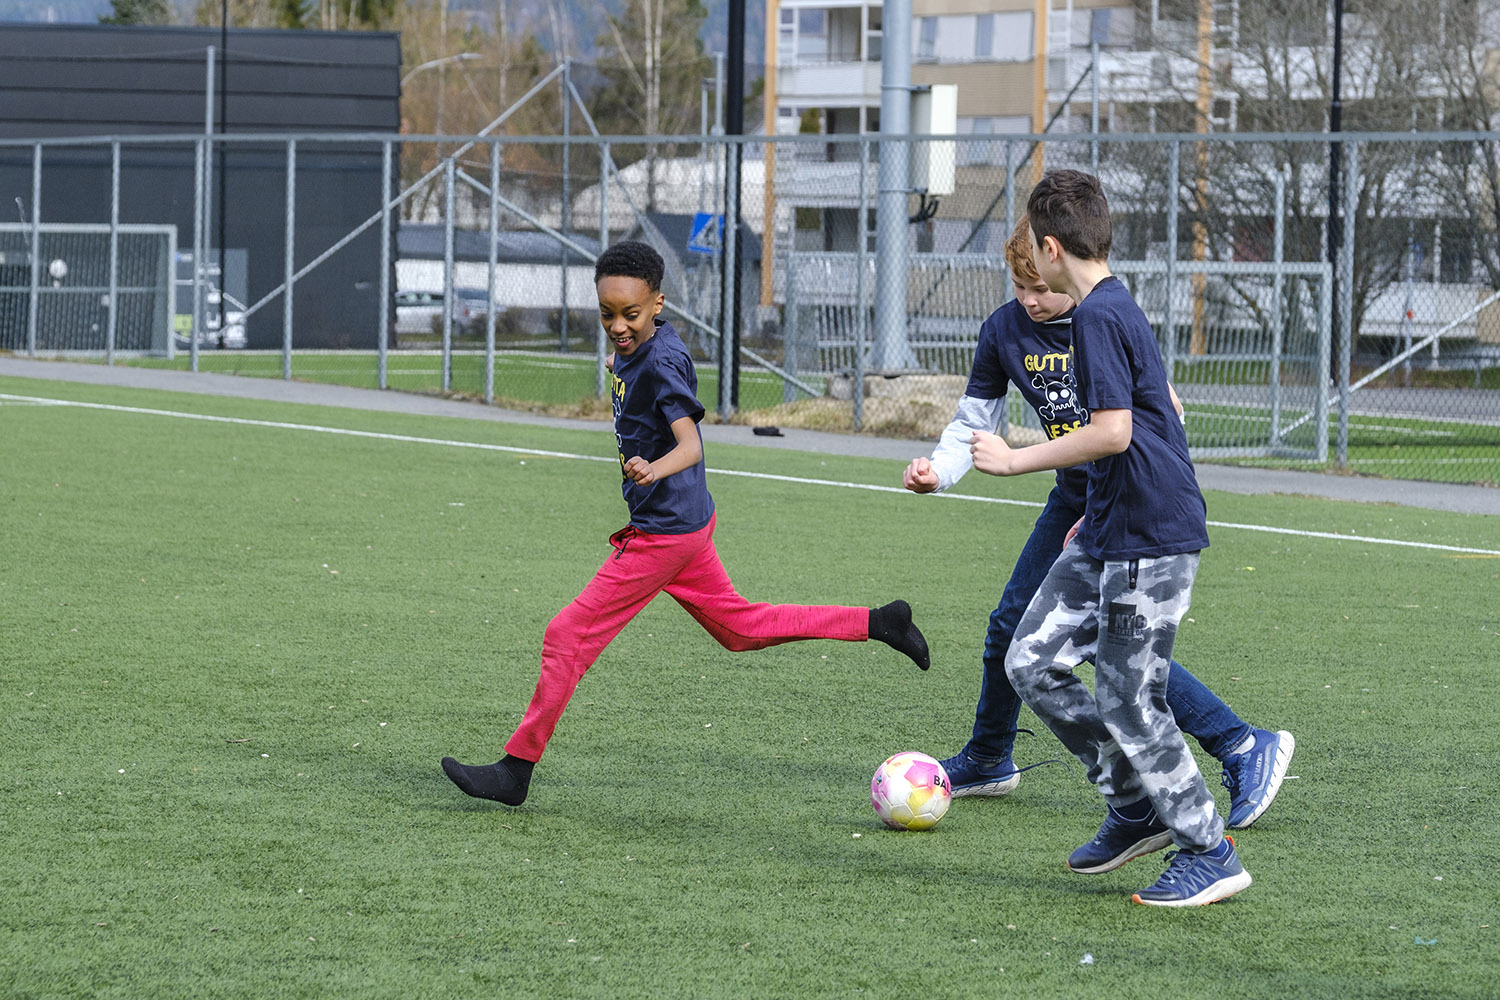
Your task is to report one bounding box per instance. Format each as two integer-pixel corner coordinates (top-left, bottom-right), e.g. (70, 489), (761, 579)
(910, 83), (958, 197)
(0, 23), (400, 351)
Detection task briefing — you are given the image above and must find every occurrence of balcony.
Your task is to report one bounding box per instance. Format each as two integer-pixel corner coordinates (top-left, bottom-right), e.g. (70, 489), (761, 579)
(777, 59), (882, 107)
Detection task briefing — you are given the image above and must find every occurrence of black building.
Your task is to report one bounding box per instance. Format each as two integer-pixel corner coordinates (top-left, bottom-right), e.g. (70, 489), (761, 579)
(0, 22), (399, 349)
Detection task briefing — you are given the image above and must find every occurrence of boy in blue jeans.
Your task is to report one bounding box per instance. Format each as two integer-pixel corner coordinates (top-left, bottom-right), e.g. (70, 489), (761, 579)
(903, 215), (1292, 831)
(971, 170), (1251, 905)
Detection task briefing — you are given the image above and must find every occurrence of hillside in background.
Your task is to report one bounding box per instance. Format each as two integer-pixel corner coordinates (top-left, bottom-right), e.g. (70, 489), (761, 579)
(0, 0), (766, 66)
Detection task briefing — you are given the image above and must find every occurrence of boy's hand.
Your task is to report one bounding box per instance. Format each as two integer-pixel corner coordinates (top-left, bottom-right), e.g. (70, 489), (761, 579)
(622, 455), (656, 485)
(969, 430), (1016, 476)
(1063, 516), (1083, 549)
(903, 457), (940, 493)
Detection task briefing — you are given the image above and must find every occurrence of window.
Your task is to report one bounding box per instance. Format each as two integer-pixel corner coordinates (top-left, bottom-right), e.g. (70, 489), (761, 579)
(920, 12), (1032, 63)
(956, 116), (1031, 165)
(1087, 7), (1135, 47)
(988, 11), (1033, 61)
(1440, 225), (1474, 284)
(797, 9), (828, 60)
(917, 17), (937, 60)
(976, 14), (994, 59)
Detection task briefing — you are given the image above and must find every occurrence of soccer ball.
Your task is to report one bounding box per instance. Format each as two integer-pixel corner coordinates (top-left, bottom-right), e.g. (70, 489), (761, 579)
(870, 751), (952, 831)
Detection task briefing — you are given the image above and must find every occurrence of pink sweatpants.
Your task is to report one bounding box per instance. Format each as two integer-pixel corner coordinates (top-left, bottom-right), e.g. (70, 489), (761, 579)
(505, 514), (869, 761)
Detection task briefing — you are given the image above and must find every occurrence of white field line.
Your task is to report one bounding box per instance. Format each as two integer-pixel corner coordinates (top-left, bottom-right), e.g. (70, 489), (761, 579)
(5, 392), (1496, 557)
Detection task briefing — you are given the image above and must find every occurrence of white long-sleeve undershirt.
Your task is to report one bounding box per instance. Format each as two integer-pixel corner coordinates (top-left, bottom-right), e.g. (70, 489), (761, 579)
(928, 394), (1006, 493)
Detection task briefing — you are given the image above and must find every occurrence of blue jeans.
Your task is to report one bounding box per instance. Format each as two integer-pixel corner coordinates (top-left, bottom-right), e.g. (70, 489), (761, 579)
(966, 486), (1253, 764)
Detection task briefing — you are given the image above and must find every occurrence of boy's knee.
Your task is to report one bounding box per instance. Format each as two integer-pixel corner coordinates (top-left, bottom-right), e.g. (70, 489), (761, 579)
(1003, 644), (1037, 695)
(543, 606), (583, 648)
(714, 633), (766, 653)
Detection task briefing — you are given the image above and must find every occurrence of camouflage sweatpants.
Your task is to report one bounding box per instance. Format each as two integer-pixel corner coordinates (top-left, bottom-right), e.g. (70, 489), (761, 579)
(1004, 544), (1223, 853)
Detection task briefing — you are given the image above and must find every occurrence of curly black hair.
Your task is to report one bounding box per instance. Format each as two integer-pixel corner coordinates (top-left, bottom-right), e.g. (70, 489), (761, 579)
(594, 240), (664, 292)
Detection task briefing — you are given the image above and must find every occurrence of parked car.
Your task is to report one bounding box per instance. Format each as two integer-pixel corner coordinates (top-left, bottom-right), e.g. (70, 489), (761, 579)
(172, 301), (247, 351)
(394, 288), (490, 336)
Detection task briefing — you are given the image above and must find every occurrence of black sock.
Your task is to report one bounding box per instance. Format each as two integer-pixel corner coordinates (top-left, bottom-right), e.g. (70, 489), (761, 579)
(441, 753), (534, 805)
(869, 600), (930, 670)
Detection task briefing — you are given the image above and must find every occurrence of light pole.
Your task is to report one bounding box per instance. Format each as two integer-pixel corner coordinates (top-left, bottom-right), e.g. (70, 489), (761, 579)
(403, 52), (480, 141)
(401, 52), (481, 90)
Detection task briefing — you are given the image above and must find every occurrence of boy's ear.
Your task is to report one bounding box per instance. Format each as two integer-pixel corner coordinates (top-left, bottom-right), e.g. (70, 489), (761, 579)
(1041, 234), (1063, 263)
(653, 292), (665, 315)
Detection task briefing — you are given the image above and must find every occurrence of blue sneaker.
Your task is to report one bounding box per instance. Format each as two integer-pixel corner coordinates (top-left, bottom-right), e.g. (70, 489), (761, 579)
(1222, 729), (1295, 829)
(1067, 804), (1173, 874)
(939, 747), (1020, 798)
(1132, 836), (1252, 907)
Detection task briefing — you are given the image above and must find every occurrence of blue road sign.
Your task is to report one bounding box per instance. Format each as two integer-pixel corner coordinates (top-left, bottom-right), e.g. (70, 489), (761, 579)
(688, 212), (722, 255)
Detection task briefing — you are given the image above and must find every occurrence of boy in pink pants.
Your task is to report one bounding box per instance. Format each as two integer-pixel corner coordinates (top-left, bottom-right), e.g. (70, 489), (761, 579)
(441, 241), (929, 806)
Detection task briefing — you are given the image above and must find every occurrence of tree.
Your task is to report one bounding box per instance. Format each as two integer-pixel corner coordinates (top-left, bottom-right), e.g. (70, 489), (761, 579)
(274, 0), (309, 29)
(1102, 0), (1454, 358)
(1409, 1), (1500, 293)
(100, 0), (174, 24)
(593, 0), (712, 210)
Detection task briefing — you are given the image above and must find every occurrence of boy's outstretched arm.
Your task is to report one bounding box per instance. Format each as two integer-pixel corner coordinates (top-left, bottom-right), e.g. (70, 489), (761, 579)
(623, 414), (703, 486)
(971, 408), (1131, 477)
(903, 395), (1004, 494)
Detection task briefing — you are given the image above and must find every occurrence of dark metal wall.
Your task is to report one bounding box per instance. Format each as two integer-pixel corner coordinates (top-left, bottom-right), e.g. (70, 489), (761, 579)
(0, 23), (400, 349)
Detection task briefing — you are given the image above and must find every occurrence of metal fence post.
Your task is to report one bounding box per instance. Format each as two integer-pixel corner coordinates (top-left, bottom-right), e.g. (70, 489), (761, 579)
(443, 156), (455, 393)
(784, 247), (798, 404)
(107, 140), (120, 366)
(1000, 139), (1015, 437)
(198, 47), (214, 373)
(1337, 138), (1357, 467)
(378, 139), (391, 390)
(283, 138), (296, 380)
(1003, 139), (1015, 301)
(190, 135), (205, 365)
(598, 140), (610, 399)
(1165, 141), (1179, 378)
(487, 139), (499, 404)
(27, 143), (40, 356)
(1315, 265), (1331, 463)
(719, 134), (739, 420)
(854, 135), (870, 430)
(1269, 168), (1285, 442)
(560, 59), (571, 353)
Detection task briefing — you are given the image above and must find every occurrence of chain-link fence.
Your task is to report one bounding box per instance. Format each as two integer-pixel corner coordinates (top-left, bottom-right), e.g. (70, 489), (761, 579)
(2, 129), (1497, 486)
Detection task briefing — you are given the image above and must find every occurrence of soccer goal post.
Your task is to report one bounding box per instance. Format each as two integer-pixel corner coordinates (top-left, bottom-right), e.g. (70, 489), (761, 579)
(0, 223), (175, 357)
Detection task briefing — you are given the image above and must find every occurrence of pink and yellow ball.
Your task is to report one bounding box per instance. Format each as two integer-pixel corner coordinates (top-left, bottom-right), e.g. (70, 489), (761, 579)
(870, 751), (953, 831)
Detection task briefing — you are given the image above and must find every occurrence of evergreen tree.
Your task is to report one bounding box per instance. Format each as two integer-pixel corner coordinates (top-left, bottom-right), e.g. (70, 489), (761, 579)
(99, 0), (174, 25)
(273, 0), (308, 29)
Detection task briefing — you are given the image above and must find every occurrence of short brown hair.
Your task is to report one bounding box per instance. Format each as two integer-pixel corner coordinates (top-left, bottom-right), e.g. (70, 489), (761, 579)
(1004, 214), (1041, 284)
(1026, 169), (1111, 262)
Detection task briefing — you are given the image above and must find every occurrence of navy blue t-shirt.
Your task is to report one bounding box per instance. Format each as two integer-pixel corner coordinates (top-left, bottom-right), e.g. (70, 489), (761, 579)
(968, 299), (1089, 508)
(1072, 276), (1208, 560)
(609, 320), (715, 534)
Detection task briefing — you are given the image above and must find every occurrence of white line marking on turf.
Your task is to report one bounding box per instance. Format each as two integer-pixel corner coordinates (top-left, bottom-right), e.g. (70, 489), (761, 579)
(6, 391), (1496, 557)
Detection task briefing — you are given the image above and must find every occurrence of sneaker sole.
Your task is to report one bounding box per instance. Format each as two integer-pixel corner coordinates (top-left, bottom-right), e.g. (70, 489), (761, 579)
(950, 773), (1021, 798)
(1067, 830), (1174, 874)
(1132, 869), (1253, 907)
(1228, 731), (1295, 830)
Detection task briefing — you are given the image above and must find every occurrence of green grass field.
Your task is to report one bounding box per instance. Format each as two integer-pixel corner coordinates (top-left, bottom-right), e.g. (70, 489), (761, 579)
(3, 374), (1498, 999)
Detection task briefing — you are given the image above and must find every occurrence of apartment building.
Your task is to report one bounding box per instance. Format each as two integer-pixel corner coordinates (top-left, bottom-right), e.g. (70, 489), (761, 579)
(769, 0), (1132, 259)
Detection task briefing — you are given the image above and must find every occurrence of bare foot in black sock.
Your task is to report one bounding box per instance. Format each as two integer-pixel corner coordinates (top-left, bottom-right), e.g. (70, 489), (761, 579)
(441, 754), (534, 805)
(869, 600), (930, 670)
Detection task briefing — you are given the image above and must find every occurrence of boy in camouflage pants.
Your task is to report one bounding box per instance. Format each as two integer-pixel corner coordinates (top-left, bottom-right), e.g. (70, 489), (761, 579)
(970, 170), (1251, 907)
